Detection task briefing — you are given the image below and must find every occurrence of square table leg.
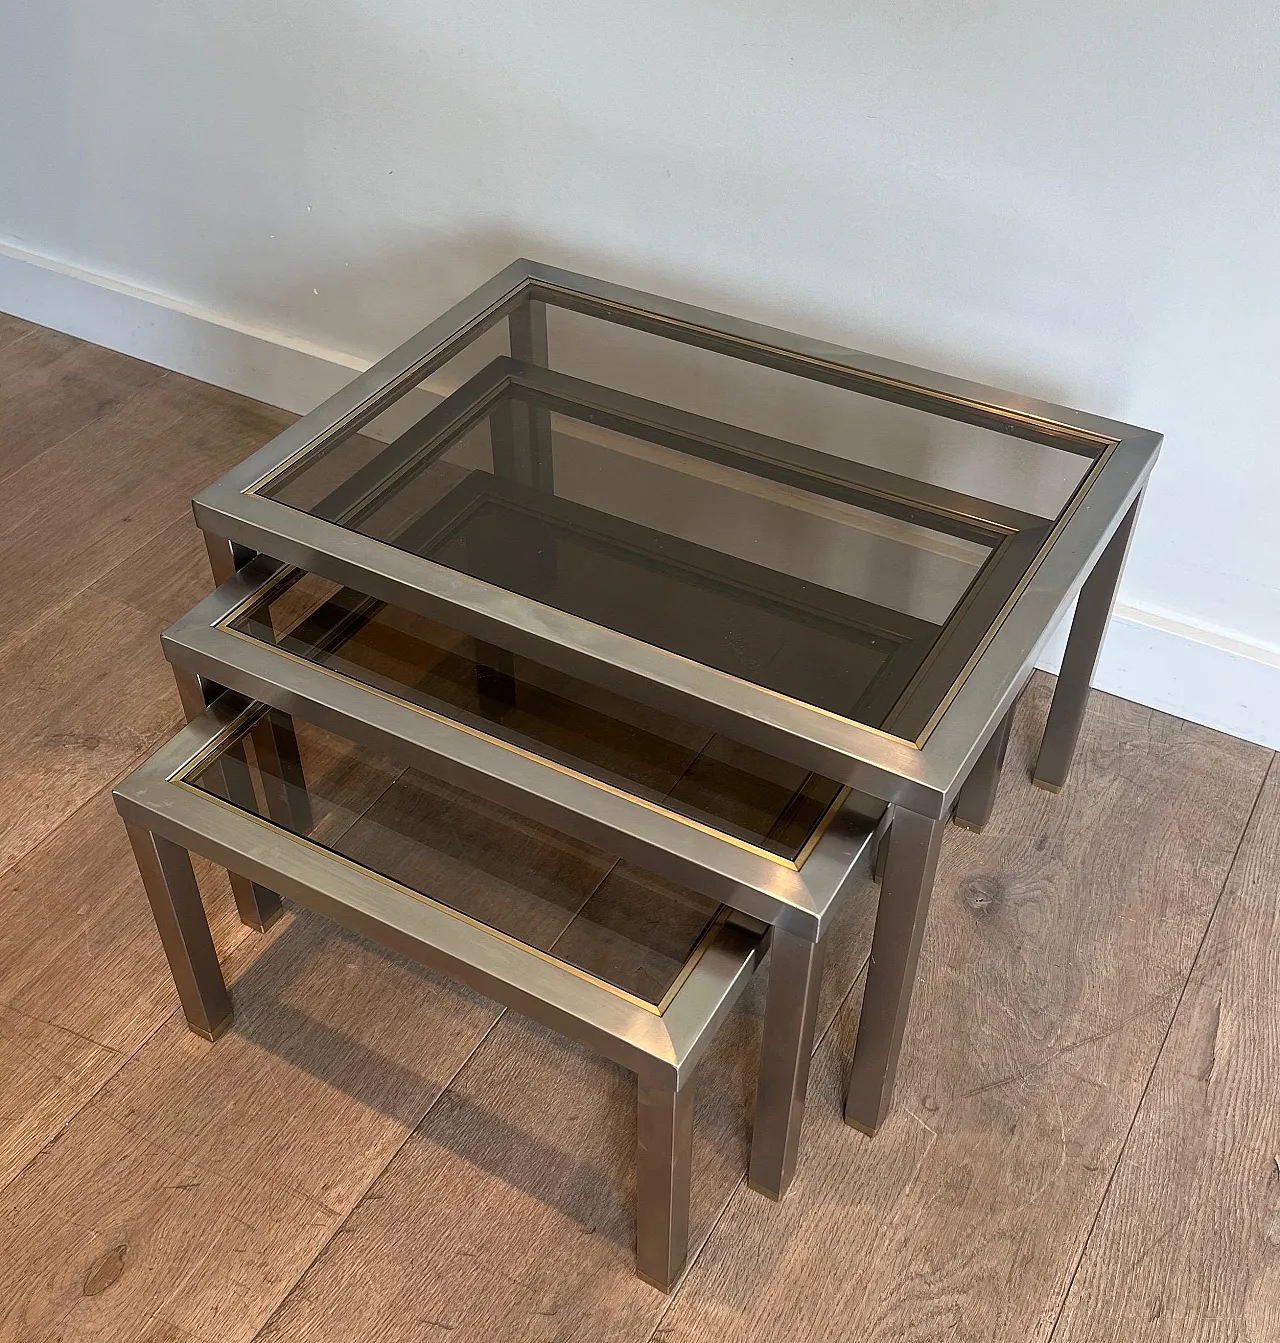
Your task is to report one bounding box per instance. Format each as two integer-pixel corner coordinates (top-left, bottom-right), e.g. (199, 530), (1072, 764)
(203, 531), (257, 588)
(474, 640), (518, 712)
(172, 664), (284, 932)
(220, 738), (288, 931)
(952, 703), (1016, 832)
(504, 296), (555, 490)
(748, 929), (826, 1200)
(125, 824), (232, 1040)
(198, 534), (311, 926)
(844, 807), (945, 1136)
(871, 808), (893, 883)
(1034, 494), (1142, 792)
(635, 1075), (693, 1292)
(249, 709), (314, 834)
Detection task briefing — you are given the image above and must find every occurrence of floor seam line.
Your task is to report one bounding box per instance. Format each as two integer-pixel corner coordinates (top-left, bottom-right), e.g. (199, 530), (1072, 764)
(245, 1005), (511, 1343)
(1043, 749), (1276, 1341)
(0, 502), (192, 673)
(0, 367), (171, 499)
(645, 939), (875, 1338)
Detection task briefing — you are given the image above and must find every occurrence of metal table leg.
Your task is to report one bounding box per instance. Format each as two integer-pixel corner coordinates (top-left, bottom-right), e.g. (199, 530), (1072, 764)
(203, 531), (257, 588)
(199, 535), (311, 925)
(172, 665), (284, 932)
(125, 825), (232, 1040)
(953, 704), (1015, 832)
(475, 640), (518, 712)
(635, 1076), (693, 1292)
(220, 739), (287, 930)
(505, 296), (555, 490)
(844, 807), (945, 1136)
(749, 929), (826, 1199)
(1034, 494), (1142, 792)
(871, 807), (893, 883)
(250, 709), (314, 834)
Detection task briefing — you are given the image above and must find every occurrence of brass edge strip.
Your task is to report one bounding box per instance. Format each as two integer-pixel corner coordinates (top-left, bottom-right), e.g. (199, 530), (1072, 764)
(164, 702), (272, 781)
(788, 785), (854, 869)
(171, 776), (730, 1018)
(222, 531), (927, 754)
(879, 524), (1025, 740)
(215, 565), (306, 626)
(911, 440), (1122, 745)
(218, 444), (929, 757)
(530, 281), (1117, 451)
(652, 906), (732, 1015)
(212, 272), (1126, 769)
(244, 279), (532, 496)
(210, 611), (846, 872)
(507, 366), (1022, 543)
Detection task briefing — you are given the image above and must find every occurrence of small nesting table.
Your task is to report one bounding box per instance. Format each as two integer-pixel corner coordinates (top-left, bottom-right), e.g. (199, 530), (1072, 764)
(116, 260), (1159, 1288)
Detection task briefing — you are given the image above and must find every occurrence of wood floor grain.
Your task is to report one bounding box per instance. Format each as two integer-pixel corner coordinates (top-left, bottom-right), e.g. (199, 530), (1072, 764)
(650, 682), (1271, 1343)
(0, 316), (1275, 1343)
(252, 870), (881, 1343)
(1, 894), (514, 1342)
(1050, 754), (1280, 1343)
(0, 589), (185, 874)
(0, 721), (631, 1343)
(0, 792), (250, 1191)
(0, 321), (166, 484)
(0, 312), (33, 352)
(0, 371), (290, 648)
(92, 515), (227, 633)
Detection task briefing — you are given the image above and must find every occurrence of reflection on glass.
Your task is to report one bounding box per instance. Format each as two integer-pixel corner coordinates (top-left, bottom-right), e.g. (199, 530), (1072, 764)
(228, 570), (848, 861)
(186, 708), (724, 1007)
(262, 387), (993, 732)
(255, 295), (1094, 743)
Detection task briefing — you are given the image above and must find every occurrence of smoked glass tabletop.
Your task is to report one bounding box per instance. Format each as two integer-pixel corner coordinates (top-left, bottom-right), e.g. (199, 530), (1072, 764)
(223, 568), (849, 865)
(246, 288), (1100, 744)
(183, 705), (725, 1010)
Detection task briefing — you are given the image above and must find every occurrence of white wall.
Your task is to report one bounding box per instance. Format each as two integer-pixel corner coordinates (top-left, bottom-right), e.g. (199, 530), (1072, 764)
(3, 1), (1279, 742)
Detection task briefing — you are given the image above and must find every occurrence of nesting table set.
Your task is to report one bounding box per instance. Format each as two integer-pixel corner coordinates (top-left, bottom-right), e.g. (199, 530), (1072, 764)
(113, 261), (1159, 1289)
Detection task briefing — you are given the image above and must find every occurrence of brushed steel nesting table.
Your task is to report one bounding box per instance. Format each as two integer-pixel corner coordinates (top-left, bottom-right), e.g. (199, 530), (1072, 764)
(115, 260), (1160, 1289)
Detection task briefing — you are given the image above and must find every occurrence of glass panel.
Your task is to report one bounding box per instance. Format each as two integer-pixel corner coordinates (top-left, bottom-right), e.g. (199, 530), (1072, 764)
(186, 708), (723, 1007)
(227, 570), (848, 861)
(542, 307), (1094, 521)
(259, 385), (990, 730)
(250, 286), (1102, 743)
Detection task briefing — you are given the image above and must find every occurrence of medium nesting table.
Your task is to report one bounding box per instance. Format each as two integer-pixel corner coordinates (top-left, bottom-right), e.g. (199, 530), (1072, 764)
(116, 260), (1159, 1289)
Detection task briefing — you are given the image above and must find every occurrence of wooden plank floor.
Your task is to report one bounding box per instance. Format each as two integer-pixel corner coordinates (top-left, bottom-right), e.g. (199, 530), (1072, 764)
(0, 312), (1276, 1342)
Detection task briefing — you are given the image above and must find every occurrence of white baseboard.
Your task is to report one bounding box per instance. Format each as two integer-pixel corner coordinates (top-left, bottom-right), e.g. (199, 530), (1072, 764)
(4, 238), (1279, 750)
(1038, 603), (1280, 750)
(0, 238), (370, 415)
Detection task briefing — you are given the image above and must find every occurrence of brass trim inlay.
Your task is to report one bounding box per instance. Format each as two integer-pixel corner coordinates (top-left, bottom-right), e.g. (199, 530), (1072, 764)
(171, 768), (729, 1018)
(165, 701), (271, 781)
(218, 518), (931, 753)
(529, 279), (1117, 451)
(910, 438), (1122, 744)
(211, 582), (844, 872)
(241, 266), (1115, 515)
(212, 261), (1133, 768)
(789, 784), (852, 868)
(243, 280), (531, 497)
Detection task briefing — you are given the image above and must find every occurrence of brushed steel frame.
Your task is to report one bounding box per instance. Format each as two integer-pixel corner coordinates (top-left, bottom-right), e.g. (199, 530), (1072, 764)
(192, 260), (1160, 820)
(113, 693), (768, 1291)
(179, 262), (1160, 1185)
(162, 559), (884, 1207)
(270, 354), (1039, 746)
(952, 698), (1017, 832)
(163, 557), (883, 942)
